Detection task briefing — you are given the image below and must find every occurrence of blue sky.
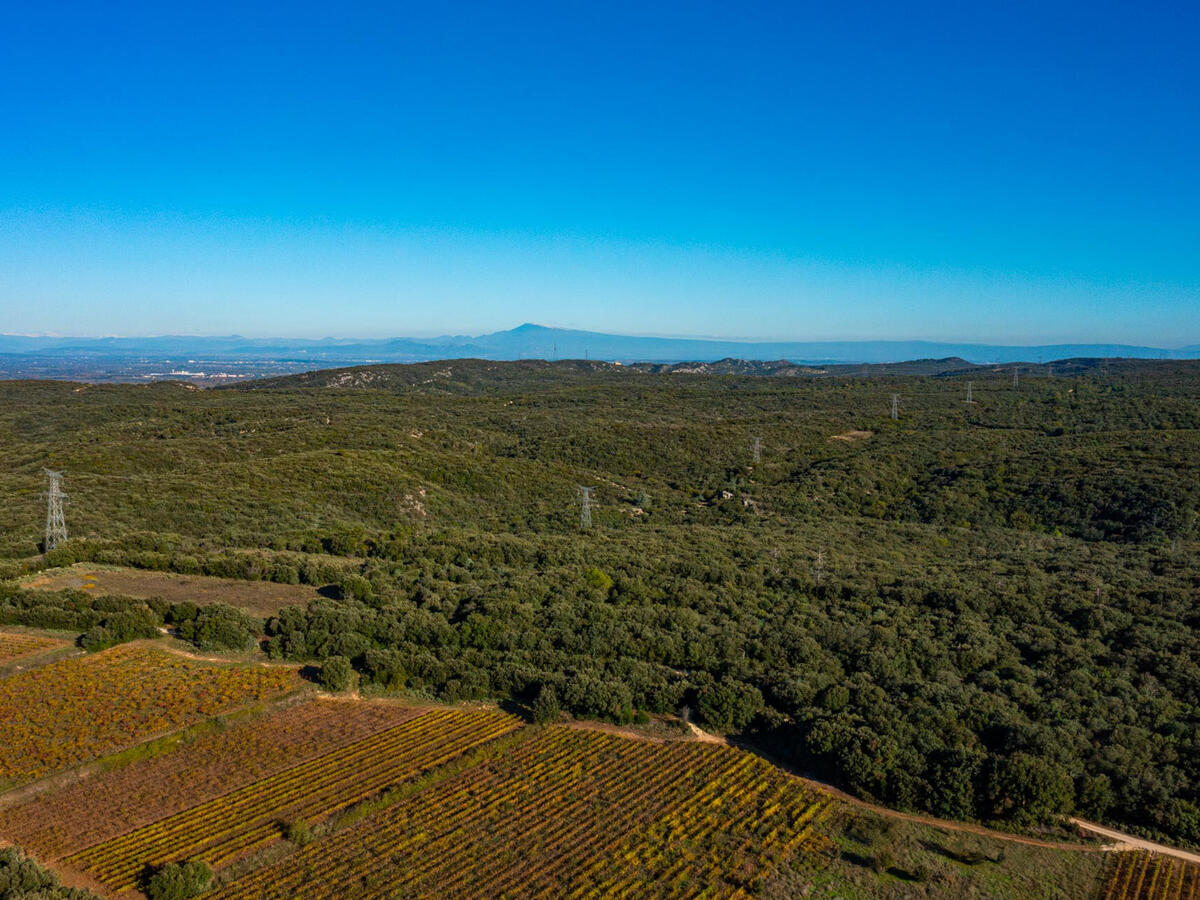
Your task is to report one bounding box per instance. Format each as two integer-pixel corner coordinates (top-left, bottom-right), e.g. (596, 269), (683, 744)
(1, 1), (1197, 343)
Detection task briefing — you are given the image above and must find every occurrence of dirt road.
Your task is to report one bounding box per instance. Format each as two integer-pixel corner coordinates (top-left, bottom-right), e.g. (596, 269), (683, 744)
(1071, 818), (1200, 864)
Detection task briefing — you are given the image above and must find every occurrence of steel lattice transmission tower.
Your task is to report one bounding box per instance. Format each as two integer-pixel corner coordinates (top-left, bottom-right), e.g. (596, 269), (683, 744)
(890, 394), (899, 420)
(577, 486), (594, 529)
(43, 469), (68, 551)
(966, 381), (974, 403)
(752, 435), (762, 465)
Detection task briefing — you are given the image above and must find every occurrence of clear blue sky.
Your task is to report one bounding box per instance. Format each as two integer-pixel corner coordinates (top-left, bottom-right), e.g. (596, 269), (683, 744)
(1, 1), (1197, 344)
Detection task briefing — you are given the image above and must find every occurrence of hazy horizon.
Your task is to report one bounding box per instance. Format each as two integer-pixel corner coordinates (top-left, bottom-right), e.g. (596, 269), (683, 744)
(1, 322), (1197, 351)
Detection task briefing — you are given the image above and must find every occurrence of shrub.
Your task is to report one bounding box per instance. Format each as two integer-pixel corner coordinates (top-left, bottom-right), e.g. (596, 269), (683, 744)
(319, 655), (354, 692)
(0, 844), (102, 898)
(339, 574), (374, 602)
(79, 626), (114, 652)
(696, 679), (763, 732)
(284, 819), (313, 846)
(176, 603), (257, 651)
(143, 859), (212, 900)
(531, 684), (561, 724)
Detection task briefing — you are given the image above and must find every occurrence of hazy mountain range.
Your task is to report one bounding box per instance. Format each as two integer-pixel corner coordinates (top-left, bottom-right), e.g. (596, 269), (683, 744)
(2, 323), (1196, 369)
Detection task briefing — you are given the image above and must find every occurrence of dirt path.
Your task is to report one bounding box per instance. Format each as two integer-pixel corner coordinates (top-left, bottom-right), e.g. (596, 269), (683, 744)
(686, 721), (724, 744)
(1070, 818), (1200, 864)
(150, 639), (298, 670)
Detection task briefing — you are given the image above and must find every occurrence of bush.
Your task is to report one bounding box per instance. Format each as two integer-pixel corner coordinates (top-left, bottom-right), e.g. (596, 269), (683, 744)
(696, 679), (763, 732)
(339, 574), (374, 602)
(872, 847), (895, 874)
(79, 626), (114, 652)
(0, 844), (101, 898)
(531, 684), (561, 724)
(284, 819), (313, 846)
(0, 588), (161, 641)
(143, 859), (212, 900)
(176, 603), (258, 651)
(319, 655), (354, 692)
(165, 601), (199, 625)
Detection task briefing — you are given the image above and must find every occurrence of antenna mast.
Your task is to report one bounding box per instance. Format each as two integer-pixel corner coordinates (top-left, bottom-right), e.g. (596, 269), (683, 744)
(43, 469), (68, 551)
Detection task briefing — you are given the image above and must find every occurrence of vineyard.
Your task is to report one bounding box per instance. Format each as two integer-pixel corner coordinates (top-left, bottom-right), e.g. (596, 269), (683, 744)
(66, 708), (520, 895)
(0, 630), (67, 665)
(0, 645), (298, 783)
(0, 699), (420, 859)
(1103, 852), (1200, 900)
(211, 726), (834, 899)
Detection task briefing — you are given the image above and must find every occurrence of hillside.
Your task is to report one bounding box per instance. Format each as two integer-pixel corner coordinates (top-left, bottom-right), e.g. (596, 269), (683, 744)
(0, 660), (1117, 899)
(0, 360), (1198, 861)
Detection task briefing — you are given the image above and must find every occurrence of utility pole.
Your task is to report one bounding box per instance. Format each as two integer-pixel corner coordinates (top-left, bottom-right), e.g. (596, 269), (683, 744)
(577, 486), (593, 529)
(752, 435), (762, 465)
(966, 381), (974, 403)
(43, 469), (68, 551)
(890, 394), (899, 420)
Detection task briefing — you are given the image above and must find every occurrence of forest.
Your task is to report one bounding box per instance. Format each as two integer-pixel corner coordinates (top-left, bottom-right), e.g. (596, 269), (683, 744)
(0, 359), (1196, 846)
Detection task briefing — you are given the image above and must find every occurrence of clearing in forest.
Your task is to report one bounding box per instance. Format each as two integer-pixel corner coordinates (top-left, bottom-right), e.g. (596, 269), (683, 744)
(22, 564), (323, 617)
(829, 429), (873, 442)
(0, 644), (298, 784)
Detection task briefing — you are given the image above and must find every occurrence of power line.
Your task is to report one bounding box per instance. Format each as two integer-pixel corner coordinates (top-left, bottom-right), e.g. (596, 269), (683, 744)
(571, 487), (590, 528)
(43, 469), (68, 551)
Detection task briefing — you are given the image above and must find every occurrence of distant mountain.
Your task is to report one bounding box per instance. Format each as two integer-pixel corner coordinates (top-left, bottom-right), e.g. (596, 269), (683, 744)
(0, 324), (1192, 376)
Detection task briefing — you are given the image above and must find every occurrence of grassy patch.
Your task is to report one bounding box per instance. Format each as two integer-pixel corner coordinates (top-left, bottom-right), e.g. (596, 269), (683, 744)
(764, 810), (1110, 900)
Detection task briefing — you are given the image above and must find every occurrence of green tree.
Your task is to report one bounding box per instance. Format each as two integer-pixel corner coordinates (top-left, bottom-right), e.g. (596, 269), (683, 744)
(531, 684), (561, 724)
(177, 603), (257, 651)
(143, 859), (212, 900)
(983, 753), (1074, 823)
(0, 845), (102, 899)
(319, 655), (354, 692)
(696, 679), (763, 732)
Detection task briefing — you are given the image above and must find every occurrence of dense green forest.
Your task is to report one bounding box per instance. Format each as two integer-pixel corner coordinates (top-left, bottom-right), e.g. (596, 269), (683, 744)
(1, 360), (1197, 846)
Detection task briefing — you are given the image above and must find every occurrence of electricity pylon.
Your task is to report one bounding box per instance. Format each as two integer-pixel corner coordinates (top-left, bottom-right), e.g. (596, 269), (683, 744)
(890, 394), (899, 420)
(966, 381), (974, 403)
(752, 435), (762, 464)
(577, 486), (593, 529)
(43, 469), (68, 551)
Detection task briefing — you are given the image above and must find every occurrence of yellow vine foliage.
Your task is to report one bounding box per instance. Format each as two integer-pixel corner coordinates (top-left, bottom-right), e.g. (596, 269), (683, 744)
(0, 645), (297, 783)
(1103, 851), (1200, 900)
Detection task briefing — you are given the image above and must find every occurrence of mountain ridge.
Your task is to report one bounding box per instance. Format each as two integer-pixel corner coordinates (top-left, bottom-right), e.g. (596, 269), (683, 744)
(0, 323), (1193, 366)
